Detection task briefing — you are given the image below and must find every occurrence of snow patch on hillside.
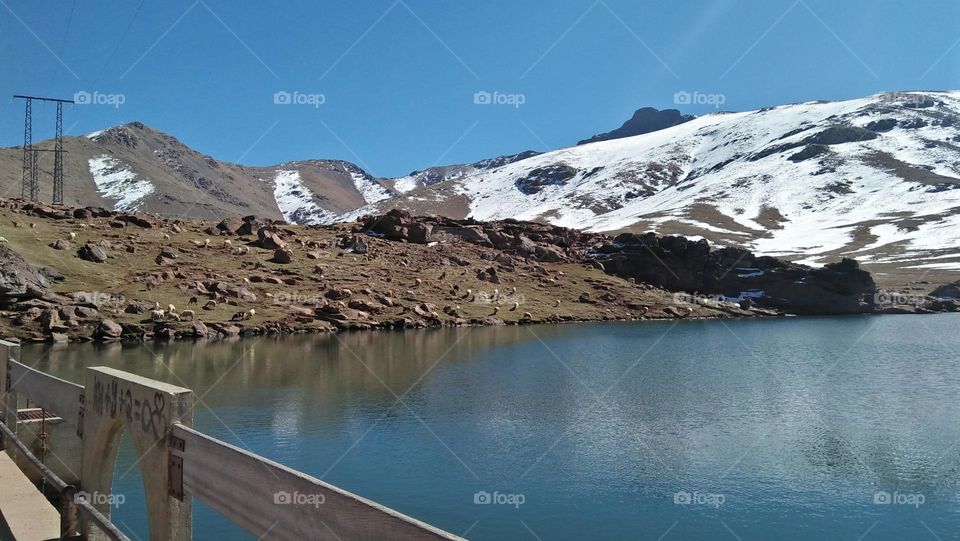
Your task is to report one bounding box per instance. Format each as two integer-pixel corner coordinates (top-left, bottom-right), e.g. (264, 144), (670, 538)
(271, 170), (338, 225)
(350, 171), (392, 204)
(88, 155), (154, 211)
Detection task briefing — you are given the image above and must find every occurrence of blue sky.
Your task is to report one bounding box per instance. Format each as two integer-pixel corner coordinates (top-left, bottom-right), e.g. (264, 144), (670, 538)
(2, 0), (959, 178)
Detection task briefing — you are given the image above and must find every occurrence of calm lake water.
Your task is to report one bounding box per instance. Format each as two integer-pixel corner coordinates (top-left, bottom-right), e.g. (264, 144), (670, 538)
(22, 315), (960, 540)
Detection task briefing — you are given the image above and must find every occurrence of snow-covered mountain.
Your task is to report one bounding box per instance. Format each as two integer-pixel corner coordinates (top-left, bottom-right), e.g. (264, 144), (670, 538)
(350, 91), (960, 272)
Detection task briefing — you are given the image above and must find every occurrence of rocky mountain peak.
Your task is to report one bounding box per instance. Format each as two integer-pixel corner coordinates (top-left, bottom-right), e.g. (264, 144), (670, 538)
(578, 107), (696, 145)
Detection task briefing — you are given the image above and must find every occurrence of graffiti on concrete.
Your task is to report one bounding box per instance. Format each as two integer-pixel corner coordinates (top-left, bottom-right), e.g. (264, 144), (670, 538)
(91, 376), (169, 440)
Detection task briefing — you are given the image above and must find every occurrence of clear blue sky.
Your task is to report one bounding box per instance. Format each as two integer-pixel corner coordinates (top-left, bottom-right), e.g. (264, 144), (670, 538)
(2, 0), (959, 178)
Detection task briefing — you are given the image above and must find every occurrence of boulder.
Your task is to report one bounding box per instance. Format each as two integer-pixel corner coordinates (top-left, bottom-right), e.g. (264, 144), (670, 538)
(272, 248), (293, 264)
(0, 244), (57, 305)
(216, 217), (244, 235)
(93, 319), (123, 339)
(77, 243), (108, 263)
(49, 239), (71, 250)
(255, 227), (287, 250)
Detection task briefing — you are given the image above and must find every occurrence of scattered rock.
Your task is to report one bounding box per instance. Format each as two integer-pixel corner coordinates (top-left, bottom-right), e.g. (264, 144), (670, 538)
(77, 243), (108, 263)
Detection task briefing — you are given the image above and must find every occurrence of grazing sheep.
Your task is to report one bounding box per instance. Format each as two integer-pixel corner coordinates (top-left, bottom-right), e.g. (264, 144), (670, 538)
(463, 288), (472, 299)
(69, 232), (77, 240)
(180, 309), (195, 321)
(554, 299), (561, 307)
(248, 308), (256, 318)
(415, 278), (422, 287)
(150, 309), (165, 322)
(167, 311), (181, 322)
(203, 238), (210, 249)
(492, 306), (500, 315)
(29, 223), (36, 228)
(154, 302), (161, 309)
(162, 233), (171, 240)
(224, 239), (233, 247)
(167, 304), (176, 313)
(510, 301), (519, 311)
(235, 246), (249, 255)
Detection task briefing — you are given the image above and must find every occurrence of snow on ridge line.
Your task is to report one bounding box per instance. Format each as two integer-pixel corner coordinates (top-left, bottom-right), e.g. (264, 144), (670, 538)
(272, 169), (338, 225)
(88, 155), (154, 212)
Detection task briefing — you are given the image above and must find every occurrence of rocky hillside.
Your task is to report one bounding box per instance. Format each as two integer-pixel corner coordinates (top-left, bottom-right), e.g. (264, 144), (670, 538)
(0, 122), (393, 223)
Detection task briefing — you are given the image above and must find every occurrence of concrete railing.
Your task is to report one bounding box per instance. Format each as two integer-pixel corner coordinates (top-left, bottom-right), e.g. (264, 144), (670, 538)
(0, 340), (465, 541)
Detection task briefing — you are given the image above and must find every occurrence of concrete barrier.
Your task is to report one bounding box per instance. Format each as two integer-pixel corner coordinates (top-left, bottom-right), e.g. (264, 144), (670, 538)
(0, 340), (465, 541)
(81, 367), (194, 541)
(172, 424), (464, 541)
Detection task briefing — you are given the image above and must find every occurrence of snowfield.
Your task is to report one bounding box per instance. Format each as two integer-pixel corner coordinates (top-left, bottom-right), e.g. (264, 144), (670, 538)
(88, 155), (154, 211)
(347, 91), (960, 266)
(270, 170), (339, 225)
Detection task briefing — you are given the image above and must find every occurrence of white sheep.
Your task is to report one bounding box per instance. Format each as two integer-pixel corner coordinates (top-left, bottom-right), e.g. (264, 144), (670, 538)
(167, 311), (181, 322)
(167, 304), (176, 313)
(150, 309), (165, 322)
(511, 301), (519, 311)
(203, 238), (210, 249)
(224, 239), (233, 247)
(554, 299), (561, 307)
(0, 237), (7, 244)
(68, 232), (77, 240)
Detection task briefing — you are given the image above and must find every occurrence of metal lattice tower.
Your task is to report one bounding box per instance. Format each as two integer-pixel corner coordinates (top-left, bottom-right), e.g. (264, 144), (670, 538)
(53, 102), (64, 204)
(13, 95), (74, 203)
(20, 99), (35, 200)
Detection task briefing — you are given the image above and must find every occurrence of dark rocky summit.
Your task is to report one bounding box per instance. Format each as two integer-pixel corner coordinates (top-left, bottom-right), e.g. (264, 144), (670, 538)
(578, 107), (696, 145)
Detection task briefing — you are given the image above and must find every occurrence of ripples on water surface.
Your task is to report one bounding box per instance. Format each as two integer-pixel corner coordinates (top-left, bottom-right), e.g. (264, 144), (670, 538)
(25, 315), (960, 540)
